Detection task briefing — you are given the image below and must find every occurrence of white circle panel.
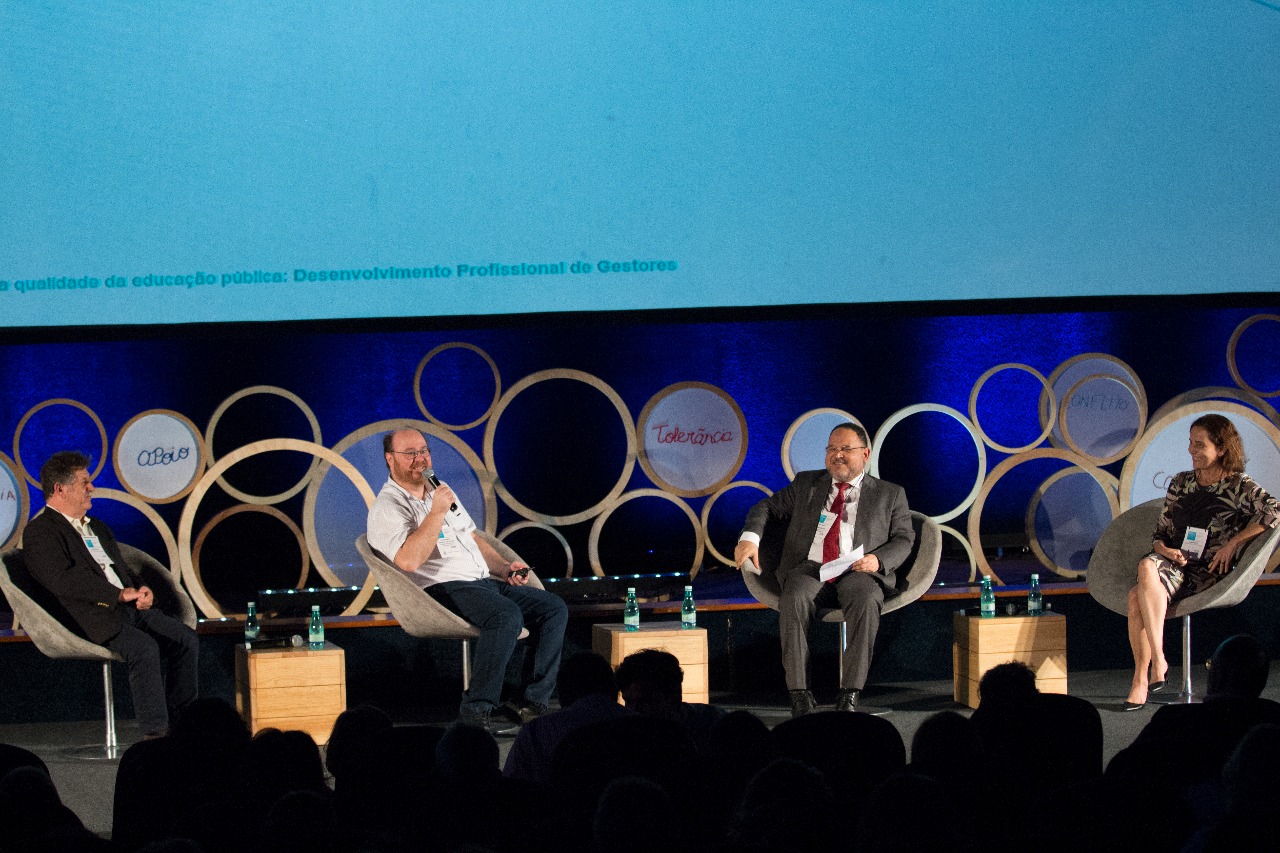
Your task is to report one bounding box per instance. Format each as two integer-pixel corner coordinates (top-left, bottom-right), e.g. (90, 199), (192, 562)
(306, 420), (495, 588)
(1058, 374), (1145, 464)
(782, 409), (864, 480)
(0, 453), (24, 550)
(115, 411), (205, 502)
(638, 383), (747, 497)
(1120, 403), (1280, 510)
(1045, 353), (1145, 449)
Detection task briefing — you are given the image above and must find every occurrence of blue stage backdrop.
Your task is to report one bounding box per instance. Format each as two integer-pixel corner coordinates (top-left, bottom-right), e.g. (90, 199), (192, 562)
(2, 4), (1279, 618)
(2, 297), (1279, 618)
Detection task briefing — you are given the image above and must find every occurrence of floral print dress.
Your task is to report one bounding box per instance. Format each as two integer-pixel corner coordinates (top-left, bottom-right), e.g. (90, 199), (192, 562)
(1150, 471), (1280, 600)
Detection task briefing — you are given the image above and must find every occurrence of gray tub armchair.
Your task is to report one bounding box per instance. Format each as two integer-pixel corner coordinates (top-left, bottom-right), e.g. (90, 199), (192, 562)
(1087, 498), (1280, 702)
(355, 531), (541, 692)
(742, 510), (943, 712)
(0, 543), (197, 758)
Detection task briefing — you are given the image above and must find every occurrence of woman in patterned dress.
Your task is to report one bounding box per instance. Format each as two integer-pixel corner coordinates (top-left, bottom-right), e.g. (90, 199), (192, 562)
(1124, 414), (1280, 709)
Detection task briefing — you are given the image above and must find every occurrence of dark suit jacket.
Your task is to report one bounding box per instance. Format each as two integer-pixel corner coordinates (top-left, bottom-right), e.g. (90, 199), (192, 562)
(22, 508), (140, 644)
(742, 469), (914, 593)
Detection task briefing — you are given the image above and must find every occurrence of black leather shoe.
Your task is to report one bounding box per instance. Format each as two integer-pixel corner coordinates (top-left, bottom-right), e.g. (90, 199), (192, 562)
(836, 689), (860, 711)
(789, 690), (816, 717)
(500, 700), (549, 725)
(1148, 680), (1167, 694)
(1120, 701), (1145, 712)
(457, 710), (520, 737)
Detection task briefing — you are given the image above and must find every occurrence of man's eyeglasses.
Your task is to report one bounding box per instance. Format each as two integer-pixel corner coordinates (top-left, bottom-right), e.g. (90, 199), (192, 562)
(390, 449), (431, 458)
(510, 567), (531, 579)
(825, 445), (868, 454)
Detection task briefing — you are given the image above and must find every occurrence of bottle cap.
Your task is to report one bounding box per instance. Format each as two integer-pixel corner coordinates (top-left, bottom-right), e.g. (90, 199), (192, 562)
(627, 587), (635, 593)
(685, 585), (692, 591)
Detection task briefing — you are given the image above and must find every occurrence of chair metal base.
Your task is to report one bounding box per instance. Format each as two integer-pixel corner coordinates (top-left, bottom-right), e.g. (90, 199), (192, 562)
(63, 743), (120, 760)
(64, 661), (120, 760)
(1149, 614), (1201, 706)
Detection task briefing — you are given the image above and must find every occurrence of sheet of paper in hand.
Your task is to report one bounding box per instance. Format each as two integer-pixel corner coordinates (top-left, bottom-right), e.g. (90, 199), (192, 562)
(820, 546), (865, 582)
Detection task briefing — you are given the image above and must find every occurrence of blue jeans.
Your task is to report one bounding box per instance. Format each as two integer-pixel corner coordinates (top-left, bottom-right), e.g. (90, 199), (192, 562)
(427, 578), (569, 714)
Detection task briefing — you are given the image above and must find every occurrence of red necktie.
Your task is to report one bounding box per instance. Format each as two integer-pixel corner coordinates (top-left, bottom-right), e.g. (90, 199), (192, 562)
(822, 482), (850, 566)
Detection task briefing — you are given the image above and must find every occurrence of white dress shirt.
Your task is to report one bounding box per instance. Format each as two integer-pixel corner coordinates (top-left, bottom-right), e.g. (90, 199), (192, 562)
(57, 509), (126, 589)
(738, 471), (867, 557)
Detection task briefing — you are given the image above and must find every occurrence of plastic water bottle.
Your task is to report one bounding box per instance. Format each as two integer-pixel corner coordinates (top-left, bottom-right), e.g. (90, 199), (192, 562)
(980, 576), (995, 618)
(1027, 573), (1043, 616)
(681, 585), (696, 629)
(624, 587), (640, 631)
(244, 601), (260, 643)
(308, 605), (325, 649)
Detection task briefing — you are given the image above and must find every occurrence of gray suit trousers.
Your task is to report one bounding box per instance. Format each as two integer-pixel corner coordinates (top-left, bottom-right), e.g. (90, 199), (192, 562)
(779, 562), (884, 691)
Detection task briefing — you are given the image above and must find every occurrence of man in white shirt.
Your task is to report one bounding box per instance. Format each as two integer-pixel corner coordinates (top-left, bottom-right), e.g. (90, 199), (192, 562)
(735, 423), (914, 716)
(22, 451), (199, 738)
(366, 428), (568, 730)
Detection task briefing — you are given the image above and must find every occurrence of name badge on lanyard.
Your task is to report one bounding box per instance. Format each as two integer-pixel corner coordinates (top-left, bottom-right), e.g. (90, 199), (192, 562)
(434, 510), (475, 559)
(436, 526), (465, 558)
(83, 535), (114, 569)
(1181, 527), (1208, 560)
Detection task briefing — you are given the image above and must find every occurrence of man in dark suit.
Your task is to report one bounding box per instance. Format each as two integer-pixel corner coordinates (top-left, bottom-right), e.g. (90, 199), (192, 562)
(22, 451), (198, 737)
(735, 423), (914, 716)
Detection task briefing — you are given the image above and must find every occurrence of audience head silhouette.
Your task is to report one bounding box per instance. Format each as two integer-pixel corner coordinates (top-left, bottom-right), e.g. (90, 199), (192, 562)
(557, 649), (619, 706)
(1207, 634), (1270, 699)
(977, 660), (1039, 707)
(615, 648), (684, 718)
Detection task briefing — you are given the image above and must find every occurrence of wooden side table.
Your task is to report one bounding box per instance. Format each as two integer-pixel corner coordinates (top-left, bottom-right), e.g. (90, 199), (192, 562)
(592, 623), (709, 703)
(235, 641), (347, 743)
(952, 612), (1067, 709)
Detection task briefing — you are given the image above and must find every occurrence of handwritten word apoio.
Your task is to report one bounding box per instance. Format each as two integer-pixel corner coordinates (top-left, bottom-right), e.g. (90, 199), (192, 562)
(651, 423), (735, 446)
(137, 447), (192, 467)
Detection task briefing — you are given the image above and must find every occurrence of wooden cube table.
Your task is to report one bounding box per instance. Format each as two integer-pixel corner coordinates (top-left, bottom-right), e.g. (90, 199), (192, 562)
(235, 641), (347, 743)
(952, 611), (1067, 709)
(592, 623), (709, 703)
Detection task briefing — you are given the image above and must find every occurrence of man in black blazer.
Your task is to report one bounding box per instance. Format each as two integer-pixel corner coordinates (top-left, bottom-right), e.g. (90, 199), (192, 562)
(735, 423), (914, 716)
(22, 451), (198, 737)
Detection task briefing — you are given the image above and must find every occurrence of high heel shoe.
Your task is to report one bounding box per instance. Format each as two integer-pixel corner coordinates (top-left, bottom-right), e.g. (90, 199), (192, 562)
(1149, 666), (1169, 694)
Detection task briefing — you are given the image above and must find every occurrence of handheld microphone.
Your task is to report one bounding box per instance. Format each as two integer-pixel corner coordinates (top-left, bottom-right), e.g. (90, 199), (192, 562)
(425, 468), (458, 511)
(244, 635), (304, 651)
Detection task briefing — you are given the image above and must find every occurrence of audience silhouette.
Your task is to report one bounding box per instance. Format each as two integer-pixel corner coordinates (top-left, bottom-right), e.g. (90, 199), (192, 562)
(504, 650), (630, 785)
(8, 634), (1280, 852)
